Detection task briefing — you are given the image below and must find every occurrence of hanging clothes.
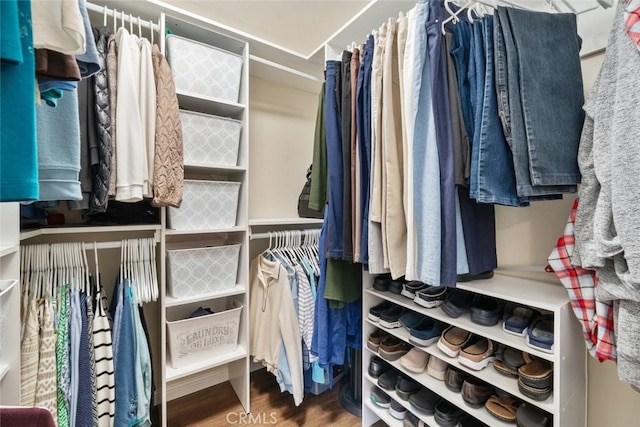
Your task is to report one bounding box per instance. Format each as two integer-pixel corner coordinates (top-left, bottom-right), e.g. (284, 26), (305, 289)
(35, 298), (58, 421)
(93, 284), (116, 427)
(21, 298), (40, 406)
(56, 284), (71, 427)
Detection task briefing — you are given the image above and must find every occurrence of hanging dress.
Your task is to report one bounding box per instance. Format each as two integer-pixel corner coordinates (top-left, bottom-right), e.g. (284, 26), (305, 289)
(35, 297), (58, 421)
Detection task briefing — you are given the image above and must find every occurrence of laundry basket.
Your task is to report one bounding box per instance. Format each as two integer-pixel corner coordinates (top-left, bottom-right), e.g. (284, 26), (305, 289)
(166, 34), (243, 103)
(0, 280), (17, 359)
(180, 110), (242, 167)
(166, 299), (243, 369)
(168, 180), (241, 230)
(167, 244), (241, 298)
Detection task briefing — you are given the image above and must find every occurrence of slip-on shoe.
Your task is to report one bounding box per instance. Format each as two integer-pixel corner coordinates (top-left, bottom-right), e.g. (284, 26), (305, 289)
(516, 403), (552, 427)
(373, 273), (392, 291)
(368, 300), (394, 322)
(377, 369), (400, 391)
(414, 285), (448, 309)
(390, 398), (408, 420)
(503, 302), (539, 336)
(517, 377), (552, 401)
(379, 305), (405, 329)
(379, 336), (412, 361)
(457, 270), (494, 282)
(409, 317), (446, 347)
(444, 365), (469, 393)
(426, 356), (448, 380)
(493, 346), (532, 377)
(526, 315), (554, 353)
(470, 296), (503, 326)
(396, 375), (421, 401)
(408, 388), (440, 415)
(437, 326), (472, 358)
(485, 395), (520, 423)
(400, 347), (430, 374)
(459, 415), (489, 427)
(366, 329), (389, 352)
(461, 378), (495, 408)
(441, 289), (475, 319)
(403, 411), (425, 427)
(458, 338), (496, 371)
(400, 311), (425, 331)
(370, 386), (391, 408)
(518, 359), (553, 389)
(368, 355), (392, 379)
(401, 281), (430, 299)
(389, 278), (406, 294)
(434, 399), (464, 427)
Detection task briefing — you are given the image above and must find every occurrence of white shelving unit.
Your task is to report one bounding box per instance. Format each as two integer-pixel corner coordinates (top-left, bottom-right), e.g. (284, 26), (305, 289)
(159, 11), (251, 425)
(362, 273), (586, 427)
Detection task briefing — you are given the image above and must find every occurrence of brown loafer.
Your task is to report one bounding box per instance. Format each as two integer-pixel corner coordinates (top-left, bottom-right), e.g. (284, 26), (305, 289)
(379, 336), (412, 361)
(458, 338), (495, 371)
(518, 359), (553, 389)
(485, 395), (520, 423)
(437, 326), (472, 357)
(444, 365), (469, 393)
(518, 377), (552, 401)
(461, 378), (495, 408)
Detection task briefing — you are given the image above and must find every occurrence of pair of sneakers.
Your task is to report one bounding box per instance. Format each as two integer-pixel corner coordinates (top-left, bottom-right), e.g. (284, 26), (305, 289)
(437, 326), (496, 371)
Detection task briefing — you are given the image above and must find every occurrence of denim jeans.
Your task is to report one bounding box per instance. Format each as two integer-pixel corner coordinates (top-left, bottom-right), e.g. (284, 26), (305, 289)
(324, 61), (344, 259)
(412, 0), (441, 286)
(341, 51), (353, 261)
(428, 0), (457, 286)
(494, 8), (580, 197)
(458, 186), (498, 274)
(471, 16), (526, 207)
(357, 35), (374, 266)
(452, 21), (474, 142)
(113, 279), (138, 427)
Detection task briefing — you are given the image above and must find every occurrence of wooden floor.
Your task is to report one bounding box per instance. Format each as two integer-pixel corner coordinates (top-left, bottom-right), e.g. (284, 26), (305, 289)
(166, 369), (366, 427)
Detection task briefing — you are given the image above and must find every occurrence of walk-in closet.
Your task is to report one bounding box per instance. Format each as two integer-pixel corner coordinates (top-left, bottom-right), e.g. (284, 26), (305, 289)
(1, 1), (639, 427)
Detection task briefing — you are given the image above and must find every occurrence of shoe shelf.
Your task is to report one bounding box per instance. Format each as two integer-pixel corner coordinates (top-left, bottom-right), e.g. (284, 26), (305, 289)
(362, 272), (587, 427)
(365, 288), (554, 362)
(165, 285), (246, 307)
(365, 318), (555, 413)
(364, 374), (435, 426)
(364, 398), (403, 427)
(364, 347), (513, 427)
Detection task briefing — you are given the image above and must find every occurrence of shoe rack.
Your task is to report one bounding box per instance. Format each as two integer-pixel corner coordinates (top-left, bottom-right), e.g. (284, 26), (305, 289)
(361, 272), (586, 427)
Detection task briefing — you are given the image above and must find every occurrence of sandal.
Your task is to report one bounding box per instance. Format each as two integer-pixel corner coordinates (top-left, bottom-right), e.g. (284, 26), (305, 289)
(493, 346), (533, 377)
(518, 359), (553, 389)
(526, 315), (554, 353)
(485, 395), (520, 423)
(503, 303), (539, 336)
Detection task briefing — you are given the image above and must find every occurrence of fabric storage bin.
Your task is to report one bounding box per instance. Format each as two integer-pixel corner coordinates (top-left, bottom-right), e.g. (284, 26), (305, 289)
(167, 299), (242, 368)
(180, 110), (241, 167)
(167, 244), (241, 298)
(0, 280), (17, 358)
(168, 180), (241, 230)
(166, 34), (243, 103)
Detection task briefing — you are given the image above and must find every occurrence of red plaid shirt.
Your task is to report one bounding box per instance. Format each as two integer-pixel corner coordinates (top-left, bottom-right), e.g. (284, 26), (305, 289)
(548, 198), (617, 362)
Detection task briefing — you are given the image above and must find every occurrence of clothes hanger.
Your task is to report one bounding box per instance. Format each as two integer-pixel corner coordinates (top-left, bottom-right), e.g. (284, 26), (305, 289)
(129, 13), (133, 34)
(150, 20), (154, 45)
(137, 16), (142, 38)
(113, 9), (118, 34)
(441, 0), (468, 35)
(94, 241), (100, 295)
(103, 6), (108, 27)
(149, 237), (159, 302)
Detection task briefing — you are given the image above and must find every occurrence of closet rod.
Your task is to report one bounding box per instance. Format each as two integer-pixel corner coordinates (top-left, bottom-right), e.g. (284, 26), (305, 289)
(23, 239), (159, 251)
(86, 2), (160, 32)
(250, 229), (321, 241)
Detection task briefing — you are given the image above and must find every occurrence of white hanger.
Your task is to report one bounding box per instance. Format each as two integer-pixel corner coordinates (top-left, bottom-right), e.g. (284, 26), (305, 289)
(150, 20), (155, 44)
(121, 9), (125, 30)
(442, 0), (468, 35)
(129, 13), (133, 34)
(103, 6), (108, 26)
(137, 16), (142, 38)
(113, 9), (118, 33)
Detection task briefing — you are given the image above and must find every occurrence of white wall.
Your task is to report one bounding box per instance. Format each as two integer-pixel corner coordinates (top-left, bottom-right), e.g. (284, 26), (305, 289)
(248, 76), (320, 219)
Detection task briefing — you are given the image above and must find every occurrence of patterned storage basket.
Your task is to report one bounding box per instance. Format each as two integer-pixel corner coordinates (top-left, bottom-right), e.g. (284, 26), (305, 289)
(167, 244), (241, 298)
(167, 299), (242, 369)
(166, 35), (243, 103)
(168, 180), (241, 230)
(180, 110), (241, 167)
(0, 280), (17, 359)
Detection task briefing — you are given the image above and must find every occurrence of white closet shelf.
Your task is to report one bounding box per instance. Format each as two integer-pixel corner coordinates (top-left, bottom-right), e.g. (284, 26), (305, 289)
(20, 224), (162, 241)
(165, 226), (247, 236)
(249, 218), (324, 226)
(0, 245), (18, 258)
(366, 288), (555, 362)
(165, 345), (247, 382)
(365, 319), (555, 413)
(0, 364), (8, 383)
(184, 164), (246, 174)
(365, 347), (514, 427)
(177, 92), (245, 118)
(165, 285), (246, 307)
(363, 397), (403, 427)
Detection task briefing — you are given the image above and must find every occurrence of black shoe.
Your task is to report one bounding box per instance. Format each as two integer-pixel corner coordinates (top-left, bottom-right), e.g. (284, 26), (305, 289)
(368, 301), (394, 322)
(379, 304), (405, 329)
(441, 289), (475, 319)
(459, 414), (488, 427)
(389, 278), (406, 294)
(377, 369), (400, 391)
(370, 386), (391, 408)
(408, 388), (440, 415)
(444, 365), (469, 393)
(434, 400), (464, 427)
(368, 355), (391, 379)
(395, 375), (421, 401)
(470, 296), (503, 326)
(414, 285), (448, 308)
(373, 273), (392, 291)
(457, 270), (494, 282)
(390, 398), (408, 420)
(401, 281), (429, 299)
(403, 411), (420, 427)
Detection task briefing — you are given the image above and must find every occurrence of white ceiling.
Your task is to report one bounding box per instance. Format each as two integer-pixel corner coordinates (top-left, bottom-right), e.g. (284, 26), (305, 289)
(162, 0), (370, 56)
